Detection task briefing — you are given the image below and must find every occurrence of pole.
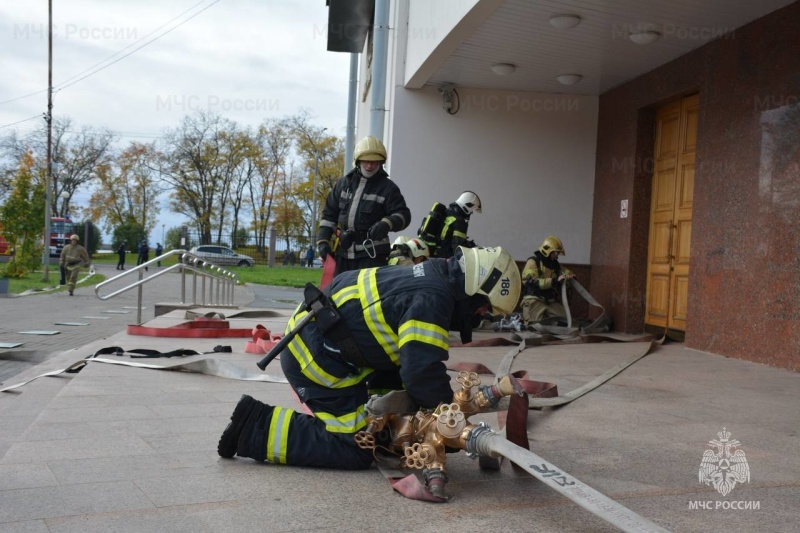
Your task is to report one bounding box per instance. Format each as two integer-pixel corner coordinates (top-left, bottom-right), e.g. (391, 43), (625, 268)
(369, 0), (390, 140)
(312, 150), (319, 246)
(42, 0), (54, 281)
(345, 53), (358, 171)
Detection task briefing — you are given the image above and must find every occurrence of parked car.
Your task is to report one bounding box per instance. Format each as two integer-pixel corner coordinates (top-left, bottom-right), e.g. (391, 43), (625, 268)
(189, 245), (254, 267)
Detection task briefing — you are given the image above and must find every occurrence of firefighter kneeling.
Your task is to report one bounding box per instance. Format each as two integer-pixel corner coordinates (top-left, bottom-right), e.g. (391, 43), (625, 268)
(387, 236), (430, 266)
(218, 246), (521, 470)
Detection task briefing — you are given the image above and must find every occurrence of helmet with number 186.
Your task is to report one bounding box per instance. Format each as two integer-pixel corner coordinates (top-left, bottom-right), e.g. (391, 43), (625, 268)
(459, 246), (520, 316)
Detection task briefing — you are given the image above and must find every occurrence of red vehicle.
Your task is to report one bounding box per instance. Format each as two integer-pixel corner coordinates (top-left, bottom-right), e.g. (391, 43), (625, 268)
(0, 230), (9, 255)
(49, 217), (76, 257)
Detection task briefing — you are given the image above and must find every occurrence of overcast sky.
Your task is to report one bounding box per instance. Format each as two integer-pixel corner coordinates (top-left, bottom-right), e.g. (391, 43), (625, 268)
(0, 0), (352, 241)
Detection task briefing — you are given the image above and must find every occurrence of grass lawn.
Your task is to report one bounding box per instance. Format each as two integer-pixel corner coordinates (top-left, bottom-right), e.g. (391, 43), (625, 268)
(3, 255), (323, 295)
(1, 268), (105, 296)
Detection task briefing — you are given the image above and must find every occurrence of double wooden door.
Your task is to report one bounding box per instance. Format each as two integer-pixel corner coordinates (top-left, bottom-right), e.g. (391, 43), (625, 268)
(645, 93), (699, 331)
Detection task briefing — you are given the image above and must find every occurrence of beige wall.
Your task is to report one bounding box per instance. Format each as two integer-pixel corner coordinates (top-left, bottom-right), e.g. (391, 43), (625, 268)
(388, 86), (598, 263)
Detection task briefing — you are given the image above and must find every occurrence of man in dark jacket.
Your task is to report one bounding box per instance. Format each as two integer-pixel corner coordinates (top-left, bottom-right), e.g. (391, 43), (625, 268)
(316, 136), (411, 277)
(116, 241), (126, 270)
(218, 246), (521, 470)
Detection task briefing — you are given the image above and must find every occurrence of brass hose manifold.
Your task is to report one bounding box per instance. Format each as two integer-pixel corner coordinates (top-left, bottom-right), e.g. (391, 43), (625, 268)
(354, 373), (524, 498)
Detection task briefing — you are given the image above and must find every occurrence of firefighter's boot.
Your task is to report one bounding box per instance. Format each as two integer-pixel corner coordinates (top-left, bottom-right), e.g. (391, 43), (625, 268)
(218, 394), (269, 459)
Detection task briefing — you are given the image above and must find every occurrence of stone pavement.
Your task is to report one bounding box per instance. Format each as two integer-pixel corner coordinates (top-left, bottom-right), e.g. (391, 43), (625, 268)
(0, 264), (262, 383)
(0, 267), (798, 532)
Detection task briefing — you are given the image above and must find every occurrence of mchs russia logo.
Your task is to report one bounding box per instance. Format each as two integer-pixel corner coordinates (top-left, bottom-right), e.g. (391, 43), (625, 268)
(698, 428), (751, 496)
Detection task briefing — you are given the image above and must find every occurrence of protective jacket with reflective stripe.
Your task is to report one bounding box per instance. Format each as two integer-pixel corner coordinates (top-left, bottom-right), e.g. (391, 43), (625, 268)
(327, 258), (461, 408)
(317, 167), (411, 260)
(436, 203), (470, 258)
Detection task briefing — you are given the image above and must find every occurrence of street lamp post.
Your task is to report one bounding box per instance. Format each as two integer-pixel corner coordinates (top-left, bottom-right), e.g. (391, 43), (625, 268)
(59, 191), (69, 217)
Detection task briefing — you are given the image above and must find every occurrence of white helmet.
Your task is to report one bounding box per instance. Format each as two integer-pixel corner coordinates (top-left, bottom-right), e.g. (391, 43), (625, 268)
(405, 238), (430, 259)
(459, 246), (520, 316)
(455, 191), (481, 215)
(391, 236), (410, 249)
(391, 236), (430, 260)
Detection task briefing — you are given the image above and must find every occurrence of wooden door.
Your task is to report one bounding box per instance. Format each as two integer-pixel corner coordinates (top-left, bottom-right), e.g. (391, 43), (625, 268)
(645, 93), (698, 331)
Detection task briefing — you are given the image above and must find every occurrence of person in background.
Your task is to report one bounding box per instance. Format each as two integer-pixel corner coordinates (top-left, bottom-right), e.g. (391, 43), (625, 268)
(418, 191), (482, 259)
(138, 240), (149, 271)
(387, 236), (429, 267)
(59, 234), (91, 296)
(316, 136), (411, 276)
(520, 235), (574, 329)
(305, 244), (315, 268)
(156, 243), (163, 266)
(116, 240), (127, 270)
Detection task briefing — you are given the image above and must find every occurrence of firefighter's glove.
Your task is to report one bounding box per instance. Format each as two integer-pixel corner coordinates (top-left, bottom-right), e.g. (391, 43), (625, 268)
(367, 220), (390, 241)
(365, 390), (415, 417)
(317, 242), (332, 261)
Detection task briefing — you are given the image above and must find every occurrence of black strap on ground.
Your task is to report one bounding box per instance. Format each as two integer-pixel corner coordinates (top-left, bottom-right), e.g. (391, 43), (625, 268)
(1, 347), (286, 393)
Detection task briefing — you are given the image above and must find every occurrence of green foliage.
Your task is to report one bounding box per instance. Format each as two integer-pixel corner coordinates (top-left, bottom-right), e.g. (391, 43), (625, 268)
(234, 264), (322, 288)
(3, 270), (104, 294)
(112, 221), (146, 251)
(0, 153), (45, 277)
(232, 227), (250, 248)
(71, 221), (102, 255)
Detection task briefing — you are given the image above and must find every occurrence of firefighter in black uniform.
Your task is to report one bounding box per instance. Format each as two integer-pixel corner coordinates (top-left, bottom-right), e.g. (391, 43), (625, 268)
(419, 191), (481, 259)
(218, 246), (521, 469)
(316, 136), (412, 277)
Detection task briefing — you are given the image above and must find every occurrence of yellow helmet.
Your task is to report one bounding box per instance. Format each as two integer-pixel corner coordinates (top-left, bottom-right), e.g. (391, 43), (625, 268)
(354, 136), (387, 165)
(459, 246), (521, 316)
(70, 234), (80, 241)
(539, 235), (565, 257)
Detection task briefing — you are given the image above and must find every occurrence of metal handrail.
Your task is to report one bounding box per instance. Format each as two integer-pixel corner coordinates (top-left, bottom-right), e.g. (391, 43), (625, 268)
(94, 249), (240, 324)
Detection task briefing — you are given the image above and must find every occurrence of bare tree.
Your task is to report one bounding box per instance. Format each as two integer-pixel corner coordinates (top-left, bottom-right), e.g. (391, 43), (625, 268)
(248, 118), (292, 255)
(0, 117), (113, 216)
(87, 142), (163, 233)
(157, 111), (244, 245)
(289, 111), (345, 242)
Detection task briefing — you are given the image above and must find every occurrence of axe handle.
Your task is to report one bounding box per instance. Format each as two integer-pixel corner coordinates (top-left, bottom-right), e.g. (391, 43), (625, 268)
(256, 308), (317, 370)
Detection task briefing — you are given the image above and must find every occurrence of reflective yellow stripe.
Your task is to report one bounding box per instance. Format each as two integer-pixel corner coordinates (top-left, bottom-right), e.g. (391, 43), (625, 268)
(358, 268), (400, 364)
(452, 229), (467, 239)
(314, 404), (368, 434)
(332, 284), (359, 305)
(398, 320), (449, 351)
(267, 406), (292, 464)
(440, 216), (456, 240)
(287, 309), (371, 389)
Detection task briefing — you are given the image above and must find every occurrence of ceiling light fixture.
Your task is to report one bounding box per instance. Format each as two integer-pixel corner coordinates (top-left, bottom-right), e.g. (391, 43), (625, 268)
(548, 14), (581, 30)
(628, 31), (660, 45)
(490, 63), (516, 76)
(556, 74), (583, 86)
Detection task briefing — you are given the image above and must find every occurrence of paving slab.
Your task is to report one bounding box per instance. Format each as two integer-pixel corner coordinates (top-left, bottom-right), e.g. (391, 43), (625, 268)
(0, 271), (798, 532)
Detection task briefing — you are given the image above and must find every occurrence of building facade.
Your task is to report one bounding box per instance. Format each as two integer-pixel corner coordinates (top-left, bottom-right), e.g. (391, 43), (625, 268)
(337, 0), (799, 370)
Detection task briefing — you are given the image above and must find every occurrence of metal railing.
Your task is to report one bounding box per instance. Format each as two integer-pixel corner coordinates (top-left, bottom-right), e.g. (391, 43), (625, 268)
(94, 249), (240, 324)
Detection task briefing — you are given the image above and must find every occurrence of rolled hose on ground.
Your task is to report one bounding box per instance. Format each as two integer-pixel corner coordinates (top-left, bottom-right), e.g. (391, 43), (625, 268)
(467, 427), (670, 533)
